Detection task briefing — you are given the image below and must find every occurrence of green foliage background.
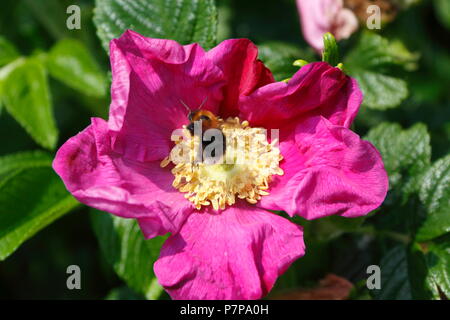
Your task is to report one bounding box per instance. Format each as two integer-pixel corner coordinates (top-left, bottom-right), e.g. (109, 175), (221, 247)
(0, 0), (449, 299)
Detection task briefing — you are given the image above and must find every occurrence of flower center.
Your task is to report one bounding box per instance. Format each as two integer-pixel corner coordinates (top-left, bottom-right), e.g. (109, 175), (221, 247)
(160, 117), (283, 210)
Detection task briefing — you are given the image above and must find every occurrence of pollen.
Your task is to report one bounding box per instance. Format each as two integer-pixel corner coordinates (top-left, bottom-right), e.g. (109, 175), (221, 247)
(160, 117), (284, 210)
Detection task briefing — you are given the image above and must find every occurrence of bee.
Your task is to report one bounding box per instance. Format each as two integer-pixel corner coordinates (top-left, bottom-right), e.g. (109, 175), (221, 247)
(186, 109), (220, 136)
(181, 100), (226, 163)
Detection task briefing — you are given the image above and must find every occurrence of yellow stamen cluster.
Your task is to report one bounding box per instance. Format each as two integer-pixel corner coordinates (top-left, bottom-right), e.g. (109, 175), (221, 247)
(160, 117), (283, 210)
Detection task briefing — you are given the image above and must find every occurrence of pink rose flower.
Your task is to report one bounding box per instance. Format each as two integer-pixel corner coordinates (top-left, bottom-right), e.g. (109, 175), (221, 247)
(53, 30), (388, 300)
(297, 0), (359, 51)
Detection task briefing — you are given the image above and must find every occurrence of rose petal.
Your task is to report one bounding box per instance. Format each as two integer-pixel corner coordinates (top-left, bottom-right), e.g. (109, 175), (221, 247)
(53, 117), (193, 238)
(154, 202), (305, 300)
(257, 133), (305, 213)
(239, 62), (360, 129)
(109, 30), (225, 162)
(259, 116), (388, 219)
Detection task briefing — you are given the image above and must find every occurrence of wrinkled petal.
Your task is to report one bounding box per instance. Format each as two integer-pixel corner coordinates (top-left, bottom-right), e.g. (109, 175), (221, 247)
(318, 76), (362, 128)
(109, 30), (225, 162)
(259, 116), (388, 219)
(53, 117), (194, 238)
(207, 39), (274, 118)
(296, 0), (358, 52)
(154, 203), (305, 300)
(239, 62), (361, 129)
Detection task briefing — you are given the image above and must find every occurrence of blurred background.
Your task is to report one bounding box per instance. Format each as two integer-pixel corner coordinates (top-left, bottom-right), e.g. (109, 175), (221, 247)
(0, 0), (449, 299)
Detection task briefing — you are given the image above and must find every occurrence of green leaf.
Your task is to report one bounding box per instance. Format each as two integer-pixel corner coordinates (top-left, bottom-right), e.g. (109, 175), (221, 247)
(258, 42), (313, 81)
(91, 210), (167, 299)
(94, 0), (218, 53)
(295, 214), (366, 243)
(371, 245), (428, 300)
(424, 236), (450, 299)
(365, 122), (431, 191)
(23, 0), (69, 40)
(346, 32), (418, 71)
(434, 0), (450, 30)
(47, 39), (107, 97)
(326, 215), (366, 232)
(0, 36), (20, 67)
(416, 154), (450, 241)
(0, 58), (58, 150)
(345, 32), (418, 110)
(322, 32), (339, 67)
(0, 166), (79, 260)
(353, 71), (408, 110)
